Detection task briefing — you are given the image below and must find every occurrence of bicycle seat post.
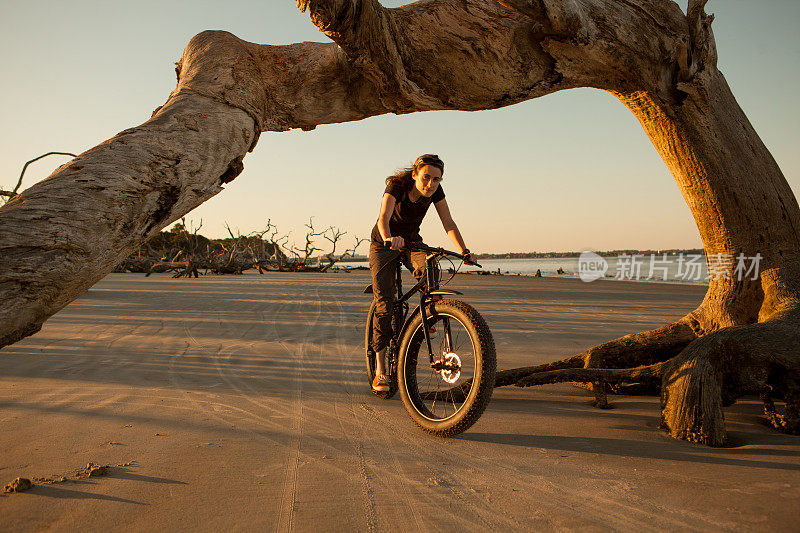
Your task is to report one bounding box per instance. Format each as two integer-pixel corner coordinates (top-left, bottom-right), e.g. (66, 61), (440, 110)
(426, 254), (439, 293)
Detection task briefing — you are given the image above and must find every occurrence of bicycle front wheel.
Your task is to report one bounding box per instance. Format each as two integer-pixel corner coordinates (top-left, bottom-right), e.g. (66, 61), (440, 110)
(398, 299), (496, 437)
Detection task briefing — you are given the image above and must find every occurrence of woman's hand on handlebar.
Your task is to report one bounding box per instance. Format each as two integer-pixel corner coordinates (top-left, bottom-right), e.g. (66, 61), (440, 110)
(463, 252), (478, 266)
(385, 236), (405, 250)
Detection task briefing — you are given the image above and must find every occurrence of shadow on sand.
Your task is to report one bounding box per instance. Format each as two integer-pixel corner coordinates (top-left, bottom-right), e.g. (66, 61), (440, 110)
(460, 432), (800, 471)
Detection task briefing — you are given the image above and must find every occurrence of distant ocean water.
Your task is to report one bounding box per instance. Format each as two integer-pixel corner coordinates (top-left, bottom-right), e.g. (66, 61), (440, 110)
(336, 255), (710, 285)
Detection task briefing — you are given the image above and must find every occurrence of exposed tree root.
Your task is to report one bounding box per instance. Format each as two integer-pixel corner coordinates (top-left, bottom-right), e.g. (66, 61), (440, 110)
(659, 342), (728, 446)
(513, 361), (667, 388)
(493, 354), (586, 387)
(491, 316), (700, 409)
(505, 314), (800, 446)
(760, 386), (800, 436)
(584, 318), (700, 408)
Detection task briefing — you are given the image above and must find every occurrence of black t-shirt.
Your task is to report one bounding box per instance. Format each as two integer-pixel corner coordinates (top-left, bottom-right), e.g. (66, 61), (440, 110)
(370, 179), (445, 244)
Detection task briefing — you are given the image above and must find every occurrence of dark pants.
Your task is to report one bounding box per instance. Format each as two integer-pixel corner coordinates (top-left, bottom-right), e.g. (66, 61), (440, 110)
(369, 242), (427, 352)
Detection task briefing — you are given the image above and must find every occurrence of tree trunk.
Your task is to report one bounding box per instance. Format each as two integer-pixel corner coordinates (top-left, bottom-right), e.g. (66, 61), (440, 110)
(1, 0), (797, 445)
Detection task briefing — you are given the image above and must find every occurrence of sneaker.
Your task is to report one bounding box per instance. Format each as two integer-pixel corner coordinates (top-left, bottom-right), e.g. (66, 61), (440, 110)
(372, 374), (390, 392)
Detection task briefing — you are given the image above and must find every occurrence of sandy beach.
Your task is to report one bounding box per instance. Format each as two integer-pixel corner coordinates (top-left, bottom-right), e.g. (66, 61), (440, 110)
(1, 271), (798, 531)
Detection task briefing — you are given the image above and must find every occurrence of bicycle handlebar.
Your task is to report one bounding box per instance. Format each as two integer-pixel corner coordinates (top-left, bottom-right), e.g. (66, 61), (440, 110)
(406, 242), (482, 268)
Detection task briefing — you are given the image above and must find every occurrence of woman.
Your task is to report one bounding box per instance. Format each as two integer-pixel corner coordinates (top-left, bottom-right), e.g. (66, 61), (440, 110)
(369, 154), (477, 392)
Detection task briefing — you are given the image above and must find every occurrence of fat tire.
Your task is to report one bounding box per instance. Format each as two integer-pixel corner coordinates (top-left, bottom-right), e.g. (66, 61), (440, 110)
(397, 299), (496, 437)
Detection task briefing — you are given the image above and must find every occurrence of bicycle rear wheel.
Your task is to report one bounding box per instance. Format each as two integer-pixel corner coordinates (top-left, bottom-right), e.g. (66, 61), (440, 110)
(365, 299), (397, 399)
(398, 299), (496, 437)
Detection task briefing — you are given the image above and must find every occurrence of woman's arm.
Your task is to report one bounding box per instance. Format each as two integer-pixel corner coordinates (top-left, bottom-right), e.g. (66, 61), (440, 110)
(378, 193), (404, 249)
(434, 198), (476, 263)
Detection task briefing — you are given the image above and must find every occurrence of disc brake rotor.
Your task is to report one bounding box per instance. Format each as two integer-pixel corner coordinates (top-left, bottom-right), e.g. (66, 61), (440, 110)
(440, 352), (462, 384)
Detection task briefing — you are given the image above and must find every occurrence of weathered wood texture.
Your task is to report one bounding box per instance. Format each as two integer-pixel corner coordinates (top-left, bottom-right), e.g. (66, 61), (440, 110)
(0, 0), (797, 445)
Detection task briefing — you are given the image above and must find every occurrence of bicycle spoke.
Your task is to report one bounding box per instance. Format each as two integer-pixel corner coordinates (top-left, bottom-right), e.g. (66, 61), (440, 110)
(443, 317), (452, 353)
(409, 312), (479, 419)
(424, 366), (435, 391)
(432, 371), (441, 413)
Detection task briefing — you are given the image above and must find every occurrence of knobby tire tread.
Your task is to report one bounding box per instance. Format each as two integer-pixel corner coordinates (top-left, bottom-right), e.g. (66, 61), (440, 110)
(399, 299), (496, 437)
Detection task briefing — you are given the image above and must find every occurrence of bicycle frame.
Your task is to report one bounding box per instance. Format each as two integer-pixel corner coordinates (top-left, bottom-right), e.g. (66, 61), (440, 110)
(364, 244), (494, 436)
(390, 249), (463, 367)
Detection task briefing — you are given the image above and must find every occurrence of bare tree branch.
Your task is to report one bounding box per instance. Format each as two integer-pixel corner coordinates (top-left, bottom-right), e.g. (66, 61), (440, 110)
(1, 152), (78, 201)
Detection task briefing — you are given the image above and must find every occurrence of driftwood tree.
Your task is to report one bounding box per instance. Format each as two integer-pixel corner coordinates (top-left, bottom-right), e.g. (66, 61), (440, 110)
(0, 0), (797, 445)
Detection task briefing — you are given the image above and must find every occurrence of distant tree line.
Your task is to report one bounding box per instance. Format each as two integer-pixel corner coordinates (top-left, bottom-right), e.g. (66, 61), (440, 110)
(475, 249), (706, 259)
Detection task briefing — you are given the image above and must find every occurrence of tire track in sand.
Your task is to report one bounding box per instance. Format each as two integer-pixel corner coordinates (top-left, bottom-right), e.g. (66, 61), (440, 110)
(180, 282), (317, 532)
(271, 285), (321, 533)
(274, 283), (387, 532)
(321, 282), (428, 532)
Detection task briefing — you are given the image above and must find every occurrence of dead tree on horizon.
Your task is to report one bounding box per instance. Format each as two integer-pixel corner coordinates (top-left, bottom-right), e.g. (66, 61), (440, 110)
(0, 0), (798, 446)
(320, 229), (367, 273)
(273, 217), (365, 271)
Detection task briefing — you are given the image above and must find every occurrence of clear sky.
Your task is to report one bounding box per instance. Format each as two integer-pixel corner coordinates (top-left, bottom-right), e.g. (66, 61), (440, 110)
(1, 1), (797, 253)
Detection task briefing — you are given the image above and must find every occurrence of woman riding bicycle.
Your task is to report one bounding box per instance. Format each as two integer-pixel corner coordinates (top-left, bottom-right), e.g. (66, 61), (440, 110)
(369, 154), (478, 393)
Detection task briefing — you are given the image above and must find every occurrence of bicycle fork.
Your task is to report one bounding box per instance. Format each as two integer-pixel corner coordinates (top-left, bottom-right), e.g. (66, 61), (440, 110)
(419, 294), (454, 370)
